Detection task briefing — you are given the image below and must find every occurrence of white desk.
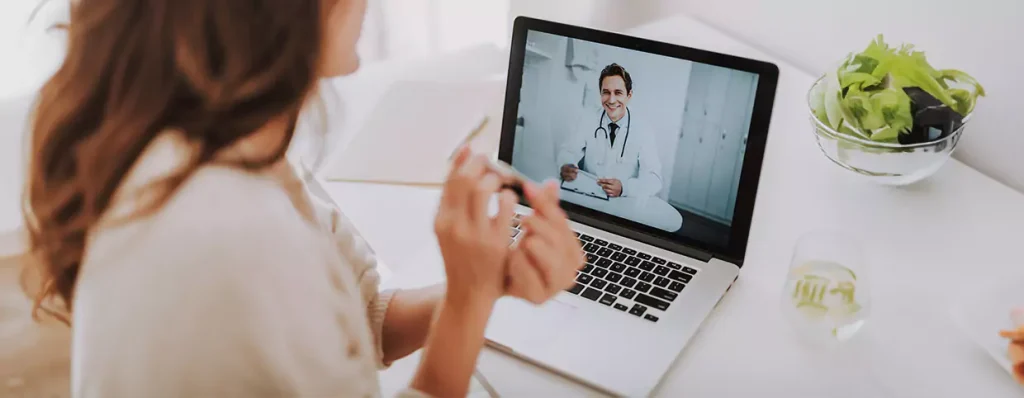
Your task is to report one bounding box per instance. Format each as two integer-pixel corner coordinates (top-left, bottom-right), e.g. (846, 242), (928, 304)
(560, 189), (684, 233)
(325, 13), (1024, 398)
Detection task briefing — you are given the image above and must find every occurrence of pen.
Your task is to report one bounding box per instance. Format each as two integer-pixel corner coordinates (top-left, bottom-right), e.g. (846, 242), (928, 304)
(448, 116), (490, 161)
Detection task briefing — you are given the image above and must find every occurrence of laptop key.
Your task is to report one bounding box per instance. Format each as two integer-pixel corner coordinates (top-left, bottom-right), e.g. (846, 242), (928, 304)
(606, 272), (622, 283)
(667, 262), (682, 270)
(597, 248), (614, 257)
(580, 234), (595, 242)
(581, 288), (602, 301)
(585, 254), (598, 264)
(567, 283), (585, 295)
(590, 279), (607, 289)
(644, 314), (659, 322)
(573, 231), (581, 237)
(611, 252), (627, 262)
(635, 282), (652, 293)
(576, 273), (593, 284)
(639, 272), (656, 282)
(669, 281), (686, 292)
(650, 287), (678, 302)
(582, 264), (594, 273)
(637, 252), (652, 260)
(668, 270), (693, 283)
(621, 277), (637, 288)
(682, 266), (698, 275)
(622, 248), (637, 256)
(654, 276), (670, 287)
(652, 257), (667, 265)
(592, 268), (608, 278)
(624, 268), (641, 278)
(613, 303), (629, 311)
(599, 294), (616, 306)
(624, 256), (641, 266)
(594, 238), (609, 246)
(635, 293), (670, 311)
(509, 228), (520, 238)
(639, 261), (655, 271)
(629, 304), (647, 316)
(619, 289), (637, 299)
(596, 258), (612, 268)
(608, 243), (623, 251)
(583, 244), (599, 254)
(604, 284), (621, 295)
(654, 265), (670, 276)
(610, 262), (627, 273)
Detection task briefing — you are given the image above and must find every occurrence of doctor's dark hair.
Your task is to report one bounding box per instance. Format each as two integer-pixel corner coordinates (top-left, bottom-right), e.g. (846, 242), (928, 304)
(23, 0), (342, 324)
(599, 63), (633, 94)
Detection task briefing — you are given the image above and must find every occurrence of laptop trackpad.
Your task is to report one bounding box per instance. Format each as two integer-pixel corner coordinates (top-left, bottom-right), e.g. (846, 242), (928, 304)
(489, 297), (579, 350)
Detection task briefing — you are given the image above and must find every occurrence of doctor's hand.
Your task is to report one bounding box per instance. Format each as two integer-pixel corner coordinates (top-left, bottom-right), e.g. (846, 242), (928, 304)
(506, 181), (585, 304)
(560, 164), (578, 182)
(598, 178), (623, 198)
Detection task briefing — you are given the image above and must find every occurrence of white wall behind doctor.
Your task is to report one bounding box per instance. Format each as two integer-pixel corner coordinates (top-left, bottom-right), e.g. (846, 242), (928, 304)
(513, 31), (692, 201)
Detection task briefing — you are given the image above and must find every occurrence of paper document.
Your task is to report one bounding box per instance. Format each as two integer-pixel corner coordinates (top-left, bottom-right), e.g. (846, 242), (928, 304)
(321, 80), (503, 185)
(560, 169), (608, 200)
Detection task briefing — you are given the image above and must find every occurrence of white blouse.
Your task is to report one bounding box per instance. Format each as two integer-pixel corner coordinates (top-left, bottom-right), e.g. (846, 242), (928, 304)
(70, 132), (425, 397)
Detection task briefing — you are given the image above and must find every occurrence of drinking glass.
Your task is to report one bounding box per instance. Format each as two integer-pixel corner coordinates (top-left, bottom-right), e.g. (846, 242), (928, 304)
(781, 231), (871, 344)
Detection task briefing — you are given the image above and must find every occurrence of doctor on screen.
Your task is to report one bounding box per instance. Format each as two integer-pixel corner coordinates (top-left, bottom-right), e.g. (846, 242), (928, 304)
(557, 63), (663, 198)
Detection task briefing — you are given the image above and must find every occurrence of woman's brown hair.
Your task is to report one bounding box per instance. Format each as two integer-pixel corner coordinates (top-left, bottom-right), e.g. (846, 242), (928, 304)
(23, 0), (336, 323)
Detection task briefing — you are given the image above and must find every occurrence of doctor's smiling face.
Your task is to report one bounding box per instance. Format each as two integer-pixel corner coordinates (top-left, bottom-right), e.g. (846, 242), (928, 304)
(599, 63), (633, 122)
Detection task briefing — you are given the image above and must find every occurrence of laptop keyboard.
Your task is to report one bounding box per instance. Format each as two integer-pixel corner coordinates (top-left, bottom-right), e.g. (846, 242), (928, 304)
(508, 214), (699, 323)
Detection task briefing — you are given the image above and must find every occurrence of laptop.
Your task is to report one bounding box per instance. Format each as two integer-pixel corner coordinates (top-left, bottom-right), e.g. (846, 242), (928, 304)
(484, 17), (778, 396)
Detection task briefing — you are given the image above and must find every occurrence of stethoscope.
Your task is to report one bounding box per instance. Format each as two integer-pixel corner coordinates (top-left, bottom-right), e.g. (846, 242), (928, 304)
(593, 107), (631, 162)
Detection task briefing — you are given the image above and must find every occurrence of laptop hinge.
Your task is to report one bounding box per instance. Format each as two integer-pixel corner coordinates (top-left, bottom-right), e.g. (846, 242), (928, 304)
(566, 211), (715, 263)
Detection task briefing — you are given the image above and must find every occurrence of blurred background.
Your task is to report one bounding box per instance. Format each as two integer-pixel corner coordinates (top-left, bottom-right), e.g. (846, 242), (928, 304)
(2, 0), (1022, 193)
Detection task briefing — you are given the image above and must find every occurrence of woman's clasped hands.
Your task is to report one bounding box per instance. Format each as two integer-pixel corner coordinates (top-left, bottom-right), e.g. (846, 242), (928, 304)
(434, 147), (585, 310)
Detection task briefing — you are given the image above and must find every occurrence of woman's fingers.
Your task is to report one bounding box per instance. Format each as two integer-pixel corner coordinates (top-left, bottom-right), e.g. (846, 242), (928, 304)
(519, 214), (559, 242)
(1002, 329), (1024, 342)
(494, 190), (517, 230)
(524, 180), (561, 218)
(520, 237), (558, 289)
(451, 145), (471, 168)
(441, 154), (487, 211)
(506, 250), (548, 304)
(471, 173), (502, 225)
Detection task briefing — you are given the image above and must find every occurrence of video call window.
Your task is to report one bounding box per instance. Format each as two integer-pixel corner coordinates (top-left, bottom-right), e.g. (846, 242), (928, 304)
(511, 31), (759, 247)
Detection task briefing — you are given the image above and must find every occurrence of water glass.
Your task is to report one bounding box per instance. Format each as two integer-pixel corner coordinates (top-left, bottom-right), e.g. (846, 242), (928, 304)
(781, 231), (871, 344)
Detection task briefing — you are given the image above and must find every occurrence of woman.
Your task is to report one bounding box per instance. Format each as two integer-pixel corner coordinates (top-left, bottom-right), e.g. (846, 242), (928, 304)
(22, 0), (582, 396)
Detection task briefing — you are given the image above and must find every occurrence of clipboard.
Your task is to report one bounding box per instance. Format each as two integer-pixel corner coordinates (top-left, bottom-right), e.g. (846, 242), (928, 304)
(560, 169), (609, 200)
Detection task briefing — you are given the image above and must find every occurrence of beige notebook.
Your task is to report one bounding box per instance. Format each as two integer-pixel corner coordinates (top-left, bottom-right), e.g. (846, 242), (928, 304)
(321, 80), (504, 186)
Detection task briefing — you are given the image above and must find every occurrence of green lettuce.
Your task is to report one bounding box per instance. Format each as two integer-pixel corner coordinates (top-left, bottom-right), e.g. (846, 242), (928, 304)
(811, 35), (985, 143)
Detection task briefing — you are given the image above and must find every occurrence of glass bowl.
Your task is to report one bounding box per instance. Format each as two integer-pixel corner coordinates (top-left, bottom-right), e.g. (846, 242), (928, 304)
(807, 76), (969, 186)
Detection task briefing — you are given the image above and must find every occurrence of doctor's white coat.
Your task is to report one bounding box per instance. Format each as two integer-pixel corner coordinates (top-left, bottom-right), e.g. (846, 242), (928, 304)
(556, 108), (663, 197)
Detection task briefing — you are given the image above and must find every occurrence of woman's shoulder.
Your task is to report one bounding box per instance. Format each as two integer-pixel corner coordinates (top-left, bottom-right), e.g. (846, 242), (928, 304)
(83, 133), (334, 282)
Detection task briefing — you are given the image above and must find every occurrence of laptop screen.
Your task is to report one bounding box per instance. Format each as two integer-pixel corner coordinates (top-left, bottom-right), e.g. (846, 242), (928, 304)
(510, 30), (760, 249)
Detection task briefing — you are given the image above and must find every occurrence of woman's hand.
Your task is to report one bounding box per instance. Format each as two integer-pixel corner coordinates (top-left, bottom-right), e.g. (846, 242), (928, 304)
(506, 181), (585, 304)
(412, 148), (516, 396)
(434, 148), (518, 308)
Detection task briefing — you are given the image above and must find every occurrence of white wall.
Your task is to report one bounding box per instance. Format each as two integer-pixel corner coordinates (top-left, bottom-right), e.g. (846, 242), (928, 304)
(0, 0), (65, 100)
(580, 0), (1024, 192)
